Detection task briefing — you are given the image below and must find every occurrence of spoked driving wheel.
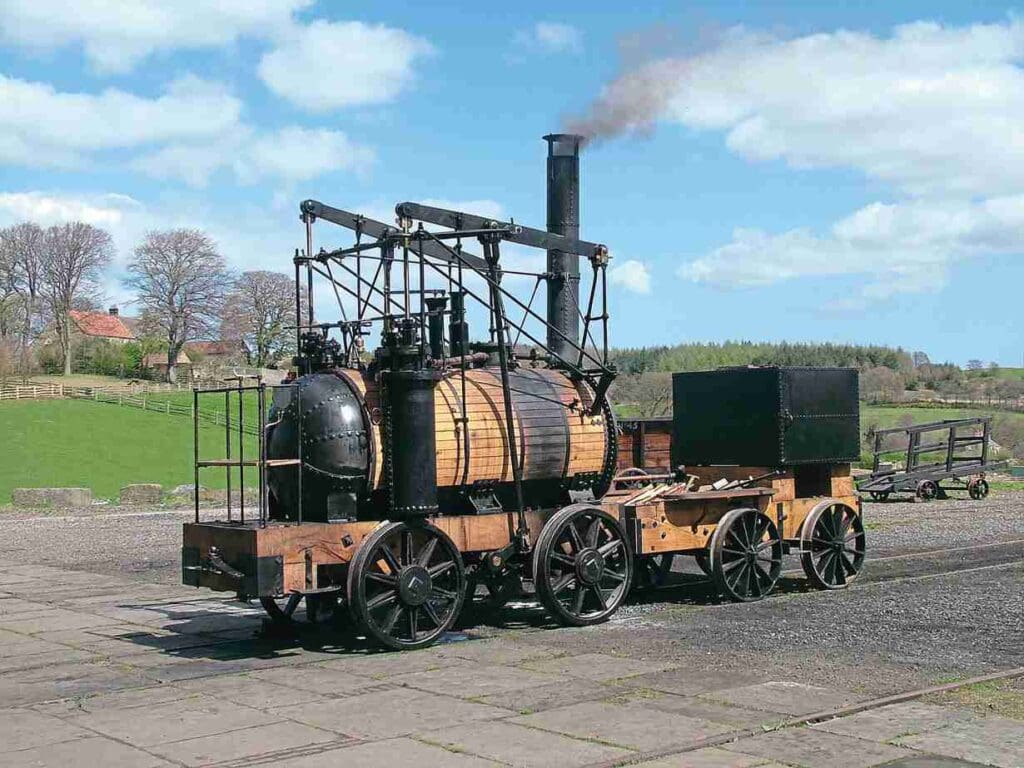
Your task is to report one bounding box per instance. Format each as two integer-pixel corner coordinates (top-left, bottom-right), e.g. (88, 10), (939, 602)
(709, 508), (783, 602)
(800, 500), (866, 590)
(968, 477), (990, 500)
(348, 521), (466, 651)
(534, 504), (633, 626)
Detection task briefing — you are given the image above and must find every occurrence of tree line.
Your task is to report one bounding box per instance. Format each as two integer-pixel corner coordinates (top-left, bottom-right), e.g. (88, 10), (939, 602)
(0, 221), (297, 383)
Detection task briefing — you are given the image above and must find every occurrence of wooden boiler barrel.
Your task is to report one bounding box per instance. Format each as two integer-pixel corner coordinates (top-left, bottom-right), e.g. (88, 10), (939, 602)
(354, 367), (611, 490)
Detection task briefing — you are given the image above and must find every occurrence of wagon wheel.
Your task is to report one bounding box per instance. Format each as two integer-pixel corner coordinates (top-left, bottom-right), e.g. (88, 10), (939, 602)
(869, 490), (890, 502)
(347, 521), (466, 651)
(694, 551), (713, 576)
(634, 554), (674, 589)
(968, 478), (990, 500)
(259, 592), (340, 625)
(917, 480), (939, 501)
(800, 500), (866, 590)
(708, 508), (783, 602)
(534, 504), (633, 626)
(614, 467), (650, 490)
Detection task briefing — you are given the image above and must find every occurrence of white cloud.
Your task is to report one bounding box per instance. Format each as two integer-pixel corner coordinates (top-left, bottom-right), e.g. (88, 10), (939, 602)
(572, 19), (1024, 299)
(258, 21), (434, 111)
(0, 191), (140, 227)
(0, 0), (312, 73)
(134, 127), (375, 188)
(683, 195), (1024, 297)
(0, 74), (241, 167)
(609, 259), (651, 294)
(516, 22), (583, 55)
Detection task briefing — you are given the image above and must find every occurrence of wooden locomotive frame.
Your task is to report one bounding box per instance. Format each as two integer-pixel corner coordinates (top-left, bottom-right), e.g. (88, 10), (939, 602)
(183, 135), (866, 650)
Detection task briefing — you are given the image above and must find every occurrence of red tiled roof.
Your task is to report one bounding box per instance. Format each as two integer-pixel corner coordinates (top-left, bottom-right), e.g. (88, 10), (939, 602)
(185, 340), (240, 356)
(69, 310), (135, 340)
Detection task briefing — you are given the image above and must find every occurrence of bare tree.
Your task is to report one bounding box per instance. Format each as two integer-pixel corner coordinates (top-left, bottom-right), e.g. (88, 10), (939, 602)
(41, 222), (113, 376)
(0, 223), (46, 380)
(613, 372), (673, 417)
(221, 271), (296, 368)
(126, 229), (228, 383)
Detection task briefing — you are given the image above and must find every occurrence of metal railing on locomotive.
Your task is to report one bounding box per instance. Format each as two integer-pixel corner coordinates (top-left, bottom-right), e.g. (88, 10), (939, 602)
(192, 375), (303, 526)
(288, 189), (617, 541)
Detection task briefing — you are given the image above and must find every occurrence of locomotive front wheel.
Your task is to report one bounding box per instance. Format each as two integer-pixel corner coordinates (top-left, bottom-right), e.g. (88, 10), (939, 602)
(347, 521), (466, 651)
(534, 504), (633, 627)
(968, 478), (990, 500)
(800, 500), (866, 590)
(708, 508), (783, 602)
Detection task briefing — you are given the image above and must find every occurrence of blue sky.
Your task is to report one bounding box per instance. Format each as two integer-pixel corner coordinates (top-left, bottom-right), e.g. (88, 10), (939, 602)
(1, 1), (1022, 365)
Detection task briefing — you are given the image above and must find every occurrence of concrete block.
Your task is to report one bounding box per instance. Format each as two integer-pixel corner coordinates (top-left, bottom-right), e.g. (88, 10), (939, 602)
(12, 487), (92, 507)
(119, 484), (163, 505)
(0, 736), (171, 768)
(726, 729), (913, 768)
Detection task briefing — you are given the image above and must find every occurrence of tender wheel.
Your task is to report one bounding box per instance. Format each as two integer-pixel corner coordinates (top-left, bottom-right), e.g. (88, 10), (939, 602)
(800, 500), (866, 590)
(347, 521), (466, 651)
(694, 551), (713, 576)
(869, 490), (890, 502)
(534, 504), (633, 626)
(259, 592), (340, 625)
(968, 478), (990, 500)
(635, 554), (674, 589)
(917, 480), (939, 501)
(709, 508), (783, 602)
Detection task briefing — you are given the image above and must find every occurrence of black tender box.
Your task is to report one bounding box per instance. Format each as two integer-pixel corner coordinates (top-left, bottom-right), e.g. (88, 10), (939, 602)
(671, 367), (860, 467)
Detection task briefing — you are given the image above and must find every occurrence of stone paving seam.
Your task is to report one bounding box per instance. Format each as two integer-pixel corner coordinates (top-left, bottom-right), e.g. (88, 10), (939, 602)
(572, 666), (1024, 768)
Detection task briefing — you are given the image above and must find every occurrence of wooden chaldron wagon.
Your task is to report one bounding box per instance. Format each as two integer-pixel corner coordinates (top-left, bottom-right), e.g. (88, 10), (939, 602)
(182, 136), (866, 650)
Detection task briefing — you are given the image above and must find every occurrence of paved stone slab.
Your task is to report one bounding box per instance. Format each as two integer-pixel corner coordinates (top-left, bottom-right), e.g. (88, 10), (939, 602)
(314, 648), (466, 679)
(273, 687), (507, 739)
(174, 672), (328, 708)
(521, 653), (675, 682)
(634, 746), (787, 767)
(621, 691), (782, 729)
(474, 677), (627, 714)
(437, 639), (569, 666)
(150, 720), (343, 767)
(34, 683), (190, 716)
(250, 664), (390, 696)
(422, 720), (634, 767)
(0, 607), (118, 634)
(0, 598), (49, 616)
(0, 736), (172, 767)
(512, 700), (731, 751)
(624, 668), (766, 697)
(67, 694), (281, 746)
(393, 660), (561, 699)
(881, 758), (992, 767)
(897, 715), (1024, 768)
(702, 681), (863, 716)
(0, 646), (101, 673)
(0, 708), (90, 753)
(274, 736), (501, 767)
(814, 702), (977, 742)
(0, 659), (153, 706)
(726, 728), (915, 768)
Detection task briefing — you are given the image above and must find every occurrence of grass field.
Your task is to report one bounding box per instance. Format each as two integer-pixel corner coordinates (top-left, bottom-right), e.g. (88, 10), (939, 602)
(0, 399), (257, 503)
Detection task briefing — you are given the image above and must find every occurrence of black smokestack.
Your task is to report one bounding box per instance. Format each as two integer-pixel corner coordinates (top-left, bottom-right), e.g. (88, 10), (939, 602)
(544, 133), (582, 361)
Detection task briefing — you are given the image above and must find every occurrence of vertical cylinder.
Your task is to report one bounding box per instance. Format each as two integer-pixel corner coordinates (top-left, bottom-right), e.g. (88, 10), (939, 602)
(448, 290), (469, 356)
(544, 133), (582, 360)
(385, 369), (441, 518)
(425, 296), (448, 360)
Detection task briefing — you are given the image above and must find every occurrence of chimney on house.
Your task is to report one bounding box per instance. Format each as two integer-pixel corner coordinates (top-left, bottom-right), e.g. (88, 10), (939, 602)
(108, 306), (119, 316)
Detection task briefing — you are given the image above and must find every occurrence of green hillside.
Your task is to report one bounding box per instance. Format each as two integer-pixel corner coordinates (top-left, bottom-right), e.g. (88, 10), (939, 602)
(0, 400), (257, 503)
